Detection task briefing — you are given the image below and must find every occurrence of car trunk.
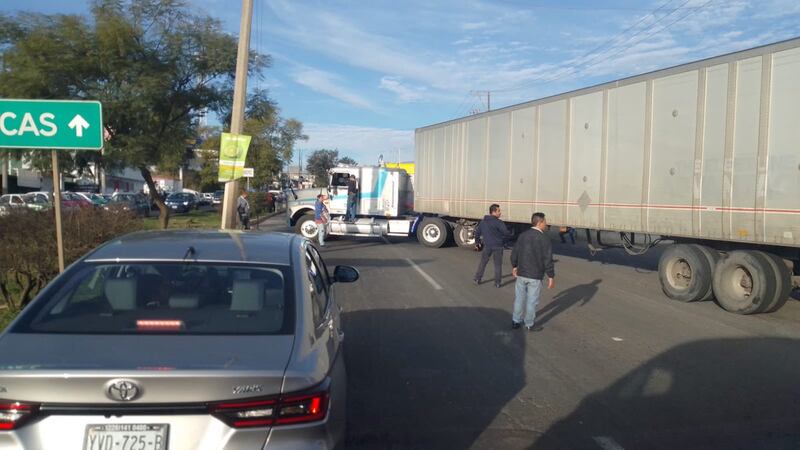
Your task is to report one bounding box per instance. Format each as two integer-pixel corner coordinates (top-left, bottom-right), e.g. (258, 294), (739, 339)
(0, 333), (295, 404)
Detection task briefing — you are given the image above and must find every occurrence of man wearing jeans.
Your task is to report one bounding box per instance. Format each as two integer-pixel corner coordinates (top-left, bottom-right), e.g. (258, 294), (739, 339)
(510, 212), (555, 332)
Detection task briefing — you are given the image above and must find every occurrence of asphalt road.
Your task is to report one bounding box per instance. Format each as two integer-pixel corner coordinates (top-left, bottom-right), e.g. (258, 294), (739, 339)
(260, 216), (800, 450)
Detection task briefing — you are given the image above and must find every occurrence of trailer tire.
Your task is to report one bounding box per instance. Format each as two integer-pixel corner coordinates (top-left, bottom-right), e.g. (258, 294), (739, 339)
(754, 251), (792, 313)
(295, 214), (319, 240)
(417, 218), (449, 248)
(712, 250), (777, 315)
(688, 244), (720, 301)
(658, 244), (712, 302)
(454, 224), (476, 249)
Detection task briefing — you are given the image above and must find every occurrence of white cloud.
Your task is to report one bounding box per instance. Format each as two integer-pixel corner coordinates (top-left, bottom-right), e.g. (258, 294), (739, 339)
(461, 21), (487, 30)
(300, 123), (414, 163)
(292, 67), (376, 111)
(379, 77), (426, 103)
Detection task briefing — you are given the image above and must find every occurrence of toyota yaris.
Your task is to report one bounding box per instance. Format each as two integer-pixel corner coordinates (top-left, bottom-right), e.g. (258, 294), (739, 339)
(0, 231), (356, 450)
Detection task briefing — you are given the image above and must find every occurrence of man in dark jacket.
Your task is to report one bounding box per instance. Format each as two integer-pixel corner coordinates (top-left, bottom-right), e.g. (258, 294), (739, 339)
(473, 204), (512, 288)
(511, 212), (555, 331)
(345, 175), (359, 222)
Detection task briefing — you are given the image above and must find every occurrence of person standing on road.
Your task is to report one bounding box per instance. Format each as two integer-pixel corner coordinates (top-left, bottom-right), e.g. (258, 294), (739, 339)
(314, 193), (330, 247)
(473, 204), (512, 288)
(511, 212), (555, 332)
(346, 174), (359, 222)
(237, 189), (251, 230)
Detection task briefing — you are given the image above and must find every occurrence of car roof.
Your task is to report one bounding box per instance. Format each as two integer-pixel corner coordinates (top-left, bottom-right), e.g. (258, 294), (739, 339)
(84, 230), (300, 265)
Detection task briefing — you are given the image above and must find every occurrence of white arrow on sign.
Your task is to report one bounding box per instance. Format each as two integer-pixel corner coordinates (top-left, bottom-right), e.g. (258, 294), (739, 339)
(68, 114), (90, 137)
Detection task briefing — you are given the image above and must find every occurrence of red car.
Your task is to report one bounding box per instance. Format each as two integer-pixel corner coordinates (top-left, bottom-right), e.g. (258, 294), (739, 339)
(60, 192), (93, 212)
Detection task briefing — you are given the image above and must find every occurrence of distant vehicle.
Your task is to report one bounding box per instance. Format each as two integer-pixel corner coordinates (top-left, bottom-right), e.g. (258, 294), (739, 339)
(0, 194), (36, 212)
(74, 192), (109, 207)
(0, 231), (356, 449)
(21, 193), (51, 212)
(106, 193), (150, 216)
(165, 192), (197, 213)
(61, 192), (94, 212)
(212, 190), (224, 205)
(27, 191), (53, 203)
(182, 189), (207, 207)
(202, 192), (214, 204)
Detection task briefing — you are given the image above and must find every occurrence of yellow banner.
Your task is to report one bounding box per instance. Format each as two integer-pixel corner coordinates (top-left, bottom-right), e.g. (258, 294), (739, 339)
(217, 133), (252, 182)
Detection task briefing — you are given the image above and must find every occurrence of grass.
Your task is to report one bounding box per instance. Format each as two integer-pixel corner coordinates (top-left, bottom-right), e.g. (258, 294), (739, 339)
(141, 209), (223, 230)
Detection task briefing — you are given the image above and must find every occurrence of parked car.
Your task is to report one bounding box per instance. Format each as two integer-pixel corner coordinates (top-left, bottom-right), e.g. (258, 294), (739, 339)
(106, 193), (151, 216)
(213, 190), (224, 205)
(166, 192), (197, 213)
(21, 193), (52, 212)
(75, 192), (109, 207)
(28, 191), (53, 203)
(60, 192), (94, 212)
(182, 189), (207, 207)
(0, 231), (356, 449)
(0, 194), (29, 213)
(202, 192), (214, 204)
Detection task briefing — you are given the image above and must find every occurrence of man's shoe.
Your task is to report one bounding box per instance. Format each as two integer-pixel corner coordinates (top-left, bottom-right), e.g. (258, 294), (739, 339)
(473, 279), (480, 286)
(526, 325), (543, 332)
(495, 282), (502, 288)
(511, 322), (522, 330)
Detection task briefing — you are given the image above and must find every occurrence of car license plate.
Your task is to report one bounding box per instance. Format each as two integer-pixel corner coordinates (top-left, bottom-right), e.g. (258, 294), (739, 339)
(84, 424), (168, 450)
(170, 205), (178, 209)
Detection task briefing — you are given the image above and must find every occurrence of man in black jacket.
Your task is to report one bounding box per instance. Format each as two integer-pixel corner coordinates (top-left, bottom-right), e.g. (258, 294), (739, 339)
(473, 204), (512, 288)
(510, 212), (555, 331)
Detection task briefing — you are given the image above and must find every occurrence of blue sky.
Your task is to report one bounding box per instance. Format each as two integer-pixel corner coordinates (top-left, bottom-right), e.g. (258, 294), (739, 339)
(3, 1), (800, 166)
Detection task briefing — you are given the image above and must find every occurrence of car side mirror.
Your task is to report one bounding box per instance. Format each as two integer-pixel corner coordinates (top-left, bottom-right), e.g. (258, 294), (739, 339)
(333, 265), (359, 283)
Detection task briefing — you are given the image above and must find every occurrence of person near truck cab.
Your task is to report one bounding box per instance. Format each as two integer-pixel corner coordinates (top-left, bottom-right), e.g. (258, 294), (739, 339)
(511, 212), (556, 332)
(346, 175), (359, 222)
(314, 194), (330, 247)
(473, 204), (512, 288)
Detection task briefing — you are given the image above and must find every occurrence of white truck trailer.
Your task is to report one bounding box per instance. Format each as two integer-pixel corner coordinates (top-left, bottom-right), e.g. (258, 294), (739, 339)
(289, 38), (800, 315)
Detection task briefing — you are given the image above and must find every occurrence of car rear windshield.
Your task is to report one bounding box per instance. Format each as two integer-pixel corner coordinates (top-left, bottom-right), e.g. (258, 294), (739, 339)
(12, 263), (294, 335)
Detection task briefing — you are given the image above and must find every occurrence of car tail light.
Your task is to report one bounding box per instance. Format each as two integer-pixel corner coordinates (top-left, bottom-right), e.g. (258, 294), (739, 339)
(0, 401), (39, 430)
(210, 391), (329, 428)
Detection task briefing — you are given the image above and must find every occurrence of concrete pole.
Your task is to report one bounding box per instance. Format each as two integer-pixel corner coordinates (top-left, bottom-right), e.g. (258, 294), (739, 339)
(51, 151), (65, 273)
(220, 0), (253, 230)
(1, 152), (8, 195)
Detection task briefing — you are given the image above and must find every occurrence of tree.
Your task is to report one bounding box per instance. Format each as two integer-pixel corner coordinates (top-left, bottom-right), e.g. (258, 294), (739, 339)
(0, 1), (267, 228)
(338, 156), (357, 166)
(305, 150), (339, 187)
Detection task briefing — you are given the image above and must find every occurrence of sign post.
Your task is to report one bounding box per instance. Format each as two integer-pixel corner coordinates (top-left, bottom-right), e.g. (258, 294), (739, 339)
(243, 167), (254, 191)
(0, 99), (103, 273)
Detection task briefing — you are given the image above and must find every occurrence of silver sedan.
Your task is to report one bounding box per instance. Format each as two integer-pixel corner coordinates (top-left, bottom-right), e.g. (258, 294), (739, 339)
(0, 230), (356, 450)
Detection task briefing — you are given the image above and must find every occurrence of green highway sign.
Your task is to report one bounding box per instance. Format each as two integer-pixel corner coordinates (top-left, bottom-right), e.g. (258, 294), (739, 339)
(0, 99), (103, 150)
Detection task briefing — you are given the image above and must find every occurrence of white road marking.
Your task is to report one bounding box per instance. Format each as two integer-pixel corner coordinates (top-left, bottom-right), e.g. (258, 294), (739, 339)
(612, 337), (624, 342)
(593, 436), (625, 450)
(405, 258), (443, 290)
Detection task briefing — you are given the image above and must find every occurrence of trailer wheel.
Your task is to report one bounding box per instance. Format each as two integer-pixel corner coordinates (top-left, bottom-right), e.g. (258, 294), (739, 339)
(753, 251), (792, 313)
(295, 214), (319, 240)
(712, 250), (777, 315)
(454, 224), (476, 249)
(658, 244), (713, 302)
(688, 244), (720, 301)
(417, 218), (449, 248)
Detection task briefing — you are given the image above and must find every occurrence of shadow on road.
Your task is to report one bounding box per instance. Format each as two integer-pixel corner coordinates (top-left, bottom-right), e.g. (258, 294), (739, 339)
(344, 307), (526, 449)
(533, 337), (800, 449)
(535, 279), (601, 328)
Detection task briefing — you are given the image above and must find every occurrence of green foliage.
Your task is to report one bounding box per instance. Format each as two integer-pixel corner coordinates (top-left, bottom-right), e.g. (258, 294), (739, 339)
(0, 1), (270, 228)
(0, 208), (140, 310)
(338, 156), (357, 166)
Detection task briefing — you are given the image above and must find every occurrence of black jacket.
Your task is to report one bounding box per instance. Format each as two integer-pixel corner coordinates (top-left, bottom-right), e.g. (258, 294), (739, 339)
(474, 215), (511, 249)
(511, 228), (555, 280)
(347, 179), (359, 195)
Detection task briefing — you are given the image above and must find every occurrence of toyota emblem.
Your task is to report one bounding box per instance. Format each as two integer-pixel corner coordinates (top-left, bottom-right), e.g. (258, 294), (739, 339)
(106, 379), (141, 402)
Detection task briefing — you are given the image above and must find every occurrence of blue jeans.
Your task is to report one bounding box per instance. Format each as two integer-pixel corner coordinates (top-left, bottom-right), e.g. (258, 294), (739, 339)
(317, 221), (326, 246)
(346, 194), (357, 221)
(513, 276), (542, 327)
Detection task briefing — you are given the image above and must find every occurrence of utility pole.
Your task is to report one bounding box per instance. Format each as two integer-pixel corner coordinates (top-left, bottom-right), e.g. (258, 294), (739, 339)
(220, 0), (254, 230)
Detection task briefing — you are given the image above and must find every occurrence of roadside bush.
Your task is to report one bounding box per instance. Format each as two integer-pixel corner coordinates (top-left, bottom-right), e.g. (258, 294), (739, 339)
(0, 208), (141, 311)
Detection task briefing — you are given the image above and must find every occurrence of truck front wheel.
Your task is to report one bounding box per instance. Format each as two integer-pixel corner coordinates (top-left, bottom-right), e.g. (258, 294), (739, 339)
(295, 214), (319, 240)
(417, 218), (449, 248)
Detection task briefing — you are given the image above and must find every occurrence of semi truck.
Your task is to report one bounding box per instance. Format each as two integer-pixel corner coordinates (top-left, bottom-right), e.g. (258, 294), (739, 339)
(288, 37), (800, 315)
